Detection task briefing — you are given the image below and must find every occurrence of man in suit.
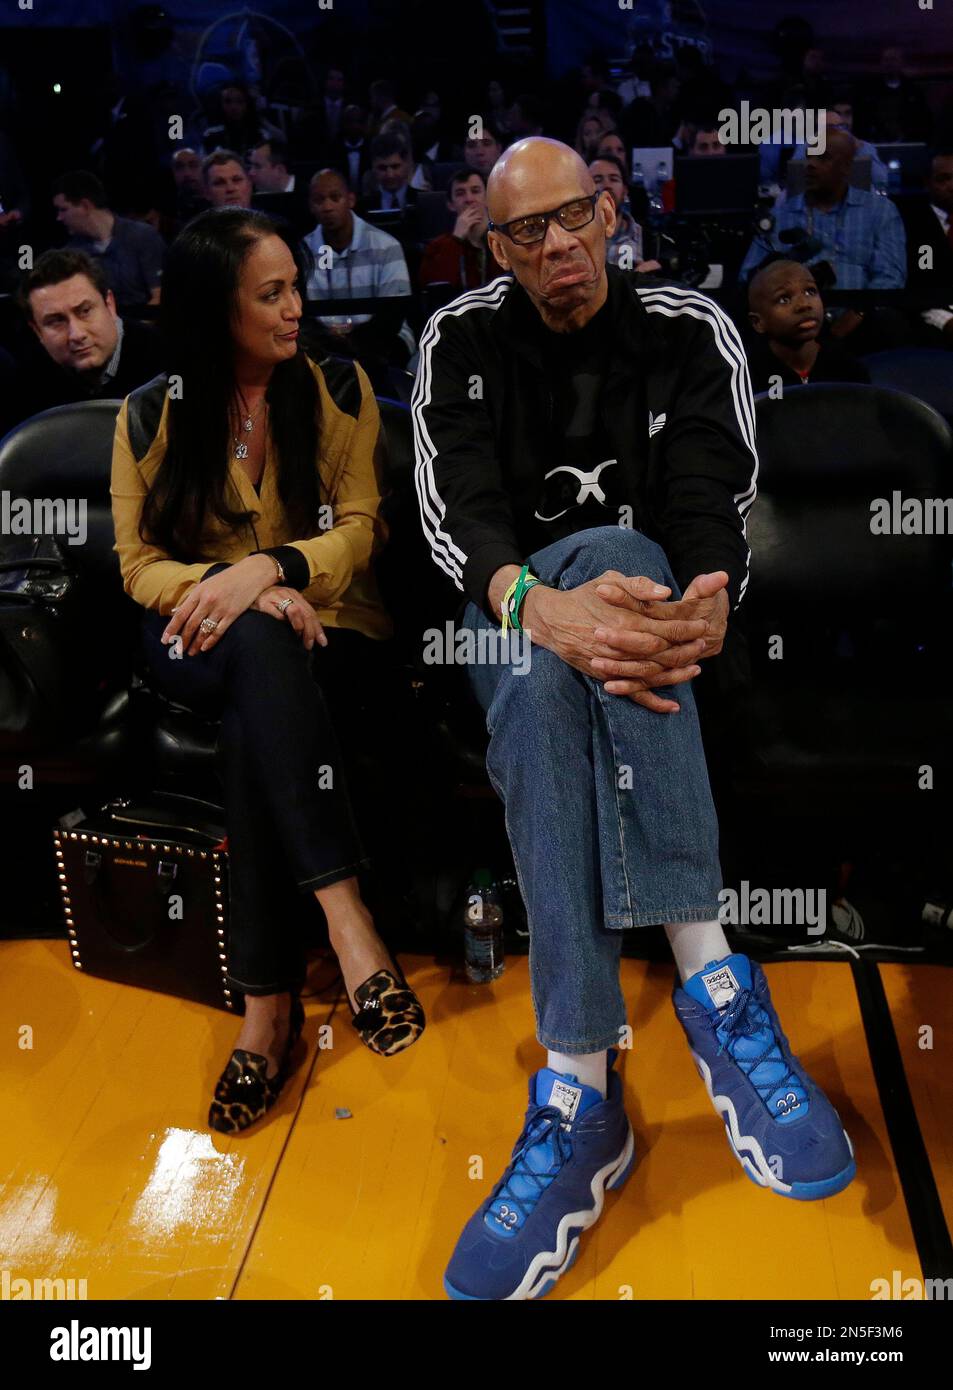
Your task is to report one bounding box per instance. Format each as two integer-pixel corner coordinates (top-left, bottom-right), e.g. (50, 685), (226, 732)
(170, 148), (210, 231)
(366, 79), (412, 139)
(247, 139), (312, 237)
(854, 46), (933, 144)
(896, 148), (953, 346)
(326, 105), (373, 194)
(355, 131), (424, 282)
(11, 248), (164, 427)
(320, 67), (347, 146)
(287, 67), (350, 163)
(359, 131), (420, 214)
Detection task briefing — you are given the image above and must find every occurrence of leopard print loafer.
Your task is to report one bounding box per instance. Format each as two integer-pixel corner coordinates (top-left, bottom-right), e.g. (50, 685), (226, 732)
(208, 993), (306, 1134)
(349, 968), (425, 1057)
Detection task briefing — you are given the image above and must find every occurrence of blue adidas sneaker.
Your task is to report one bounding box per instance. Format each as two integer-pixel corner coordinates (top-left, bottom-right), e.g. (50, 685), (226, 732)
(673, 954), (856, 1200)
(444, 1053), (635, 1300)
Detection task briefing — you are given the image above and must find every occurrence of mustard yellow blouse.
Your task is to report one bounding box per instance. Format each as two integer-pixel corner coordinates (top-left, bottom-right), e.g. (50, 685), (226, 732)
(110, 355), (394, 640)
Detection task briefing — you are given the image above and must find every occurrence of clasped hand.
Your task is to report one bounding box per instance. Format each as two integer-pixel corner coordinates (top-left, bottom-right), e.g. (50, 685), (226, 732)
(529, 568), (730, 714)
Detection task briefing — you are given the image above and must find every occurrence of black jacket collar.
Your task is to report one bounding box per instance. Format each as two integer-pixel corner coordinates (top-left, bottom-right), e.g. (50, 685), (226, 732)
(490, 263), (648, 367)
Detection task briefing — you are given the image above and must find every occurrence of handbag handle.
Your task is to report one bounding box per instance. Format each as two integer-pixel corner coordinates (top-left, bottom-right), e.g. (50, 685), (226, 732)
(81, 849), (176, 953)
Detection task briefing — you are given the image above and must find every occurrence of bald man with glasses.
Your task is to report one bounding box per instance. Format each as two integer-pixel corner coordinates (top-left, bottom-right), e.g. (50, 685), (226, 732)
(412, 137), (856, 1301)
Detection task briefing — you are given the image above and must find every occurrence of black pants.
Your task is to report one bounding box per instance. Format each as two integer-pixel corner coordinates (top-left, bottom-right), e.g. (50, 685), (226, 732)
(139, 608), (375, 997)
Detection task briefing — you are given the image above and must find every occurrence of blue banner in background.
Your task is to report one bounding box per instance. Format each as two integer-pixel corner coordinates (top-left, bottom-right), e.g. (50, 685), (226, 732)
(544, 0), (710, 79)
(544, 0), (953, 79)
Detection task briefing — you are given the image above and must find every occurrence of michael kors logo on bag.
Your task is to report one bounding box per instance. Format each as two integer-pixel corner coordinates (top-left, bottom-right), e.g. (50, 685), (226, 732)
(114, 858), (148, 868)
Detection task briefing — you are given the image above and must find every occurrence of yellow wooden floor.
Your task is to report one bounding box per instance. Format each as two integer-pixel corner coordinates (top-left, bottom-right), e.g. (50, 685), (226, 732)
(0, 939), (946, 1300)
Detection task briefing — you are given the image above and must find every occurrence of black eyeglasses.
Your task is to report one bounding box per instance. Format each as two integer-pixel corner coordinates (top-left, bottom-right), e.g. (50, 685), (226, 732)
(488, 192), (604, 246)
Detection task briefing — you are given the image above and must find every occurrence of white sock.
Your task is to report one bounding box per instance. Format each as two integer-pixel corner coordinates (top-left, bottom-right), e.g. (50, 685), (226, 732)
(664, 919), (733, 985)
(546, 1049), (608, 1098)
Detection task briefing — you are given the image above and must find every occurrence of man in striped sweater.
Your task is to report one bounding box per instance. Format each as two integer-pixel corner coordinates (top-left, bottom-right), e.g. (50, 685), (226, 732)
(412, 138), (856, 1301)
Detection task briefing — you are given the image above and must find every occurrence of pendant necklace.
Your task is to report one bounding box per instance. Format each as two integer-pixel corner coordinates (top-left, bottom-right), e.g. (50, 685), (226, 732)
(233, 389), (267, 460)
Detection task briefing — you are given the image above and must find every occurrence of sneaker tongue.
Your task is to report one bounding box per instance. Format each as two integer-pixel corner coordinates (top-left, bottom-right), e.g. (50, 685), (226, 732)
(533, 1067), (602, 1124)
(683, 954), (753, 1013)
(684, 956), (809, 1123)
(484, 1069), (603, 1238)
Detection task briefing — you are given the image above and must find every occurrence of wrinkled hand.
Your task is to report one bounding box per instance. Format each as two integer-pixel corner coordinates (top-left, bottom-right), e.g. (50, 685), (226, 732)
(523, 572), (710, 714)
(251, 586), (327, 650)
(589, 570), (729, 706)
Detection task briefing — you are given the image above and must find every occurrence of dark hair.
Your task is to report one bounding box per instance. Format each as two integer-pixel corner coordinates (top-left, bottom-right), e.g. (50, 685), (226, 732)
(207, 82), (264, 150)
(202, 148), (248, 179)
(448, 164), (485, 193)
(466, 116), (504, 147)
(682, 121), (723, 152)
(596, 130), (629, 158)
(253, 137), (289, 168)
(589, 152), (628, 185)
(17, 248), (111, 321)
(746, 253), (815, 294)
(52, 169), (108, 208)
(370, 130), (410, 162)
(140, 207), (323, 562)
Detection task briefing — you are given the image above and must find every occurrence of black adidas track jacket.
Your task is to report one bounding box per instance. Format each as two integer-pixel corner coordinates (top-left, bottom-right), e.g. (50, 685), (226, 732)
(411, 266), (759, 624)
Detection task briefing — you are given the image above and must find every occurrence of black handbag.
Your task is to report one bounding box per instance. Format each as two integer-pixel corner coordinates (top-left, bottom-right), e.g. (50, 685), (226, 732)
(53, 792), (240, 1013)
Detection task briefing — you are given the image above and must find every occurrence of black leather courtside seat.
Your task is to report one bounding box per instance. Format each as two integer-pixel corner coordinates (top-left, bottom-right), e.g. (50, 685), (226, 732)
(737, 384), (953, 814)
(0, 400), (138, 780)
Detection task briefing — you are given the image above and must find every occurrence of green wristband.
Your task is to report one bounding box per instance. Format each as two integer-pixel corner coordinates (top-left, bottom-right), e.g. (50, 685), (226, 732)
(503, 565), (540, 634)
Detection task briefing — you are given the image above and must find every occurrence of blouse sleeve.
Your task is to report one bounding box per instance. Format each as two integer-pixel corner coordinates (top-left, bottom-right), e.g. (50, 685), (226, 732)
(110, 396), (220, 615)
(284, 362), (389, 606)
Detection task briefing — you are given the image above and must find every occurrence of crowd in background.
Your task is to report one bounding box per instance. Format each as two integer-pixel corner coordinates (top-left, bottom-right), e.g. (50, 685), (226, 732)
(1, 35), (952, 435)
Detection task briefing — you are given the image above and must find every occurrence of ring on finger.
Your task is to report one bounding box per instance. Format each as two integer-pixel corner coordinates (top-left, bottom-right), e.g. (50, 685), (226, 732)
(276, 597), (294, 613)
(199, 616), (219, 634)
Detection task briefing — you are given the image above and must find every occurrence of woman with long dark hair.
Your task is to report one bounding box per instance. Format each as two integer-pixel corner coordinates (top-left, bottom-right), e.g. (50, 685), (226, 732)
(110, 207), (425, 1133)
(201, 80), (281, 157)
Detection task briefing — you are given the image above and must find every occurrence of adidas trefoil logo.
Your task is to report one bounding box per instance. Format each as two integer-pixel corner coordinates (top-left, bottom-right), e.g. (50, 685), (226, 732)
(648, 410), (667, 438)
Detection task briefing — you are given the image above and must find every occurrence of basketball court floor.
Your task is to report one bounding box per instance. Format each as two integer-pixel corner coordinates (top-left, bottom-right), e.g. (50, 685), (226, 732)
(1, 940), (950, 1301)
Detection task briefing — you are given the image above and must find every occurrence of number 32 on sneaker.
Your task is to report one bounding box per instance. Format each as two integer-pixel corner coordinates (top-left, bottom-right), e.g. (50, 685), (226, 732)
(444, 1051), (635, 1300)
(673, 954), (856, 1200)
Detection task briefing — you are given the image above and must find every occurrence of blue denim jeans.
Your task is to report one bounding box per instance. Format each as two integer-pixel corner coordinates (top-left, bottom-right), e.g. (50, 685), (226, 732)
(463, 526), (724, 1054)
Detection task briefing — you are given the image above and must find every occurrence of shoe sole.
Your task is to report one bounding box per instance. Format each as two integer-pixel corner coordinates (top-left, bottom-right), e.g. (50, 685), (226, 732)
(444, 1126), (636, 1302)
(692, 1050), (856, 1200)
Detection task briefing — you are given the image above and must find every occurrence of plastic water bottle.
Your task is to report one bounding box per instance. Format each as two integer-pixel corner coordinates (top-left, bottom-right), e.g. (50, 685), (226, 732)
(631, 161), (645, 191)
(887, 159), (902, 194)
(655, 160), (668, 195)
(464, 868), (505, 983)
